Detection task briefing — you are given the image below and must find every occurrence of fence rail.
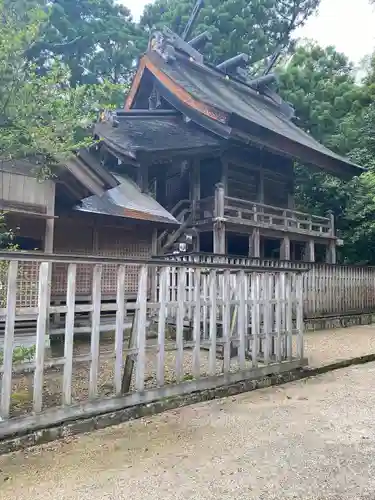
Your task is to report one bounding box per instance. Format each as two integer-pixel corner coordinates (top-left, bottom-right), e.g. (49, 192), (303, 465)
(160, 253), (375, 318)
(0, 252), (305, 438)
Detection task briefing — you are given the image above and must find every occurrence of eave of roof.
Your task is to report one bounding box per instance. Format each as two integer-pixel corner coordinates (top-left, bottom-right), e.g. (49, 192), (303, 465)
(94, 111), (222, 163)
(75, 174), (179, 227)
(126, 51), (364, 178)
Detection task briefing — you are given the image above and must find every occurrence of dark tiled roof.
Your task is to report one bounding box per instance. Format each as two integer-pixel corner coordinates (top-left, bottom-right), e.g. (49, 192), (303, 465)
(75, 174), (179, 226)
(94, 113), (221, 159)
(148, 51), (363, 176)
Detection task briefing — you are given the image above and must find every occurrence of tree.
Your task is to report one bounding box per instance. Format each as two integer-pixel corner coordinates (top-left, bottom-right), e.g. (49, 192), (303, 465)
(0, 1), (125, 175)
(279, 43), (370, 151)
(140, 0), (320, 65)
(277, 43), (375, 263)
(16, 0), (145, 85)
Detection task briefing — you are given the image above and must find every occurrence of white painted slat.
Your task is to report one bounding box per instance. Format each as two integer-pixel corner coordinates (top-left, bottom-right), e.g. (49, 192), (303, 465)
(114, 265), (126, 395)
(262, 274), (272, 365)
(238, 270), (246, 370)
(222, 270), (231, 374)
(280, 272), (286, 360)
(135, 265), (148, 392)
(285, 273), (293, 361)
(157, 266), (168, 386)
(33, 262), (50, 413)
(89, 264), (102, 400)
(192, 268), (201, 379)
(175, 267), (185, 383)
(0, 260), (18, 419)
(274, 273), (282, 363)
(296, 273), (304, 360)
(187, 267), (193, 321)
(251, 273), (260, 368)
(202, 274), (208, 340)
(244, 273), (249, 355)
(208, 270), (217, 376)
(63, 263), (77, 405)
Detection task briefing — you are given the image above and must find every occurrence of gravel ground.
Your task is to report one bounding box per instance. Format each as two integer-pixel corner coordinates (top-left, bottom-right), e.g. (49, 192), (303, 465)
(7, 324), (375, 416)
(305, 324), (375, 367)
(9, 344), (256, 417)
(1, 362), (375, 499)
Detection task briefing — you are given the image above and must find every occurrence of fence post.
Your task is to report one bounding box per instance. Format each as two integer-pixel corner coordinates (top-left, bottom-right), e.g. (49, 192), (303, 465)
(33, 261), (50, 413)
(114, 264), (126, 396)
(222, 270), (231, 374)
(275, 273), (282, 362)
(175, 267), (185, 383)
(286, 273), (293, 361)
(208, 269), (217, 375)
(192, 268), (201, 378)
(156, 266), (168, 387)
(238, 270), (246, 370)
(63, 263), (77, 405)
(135, 265), (148, 392)
(251, 273), (260, 367)
(263, 274), (273, 364)
(0, 260), (18, 419)
(296, 273), (304, 360)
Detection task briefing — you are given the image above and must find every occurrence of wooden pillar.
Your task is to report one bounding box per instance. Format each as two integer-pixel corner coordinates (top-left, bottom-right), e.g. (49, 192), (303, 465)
(213, 183), (225, 254)
(213, 224), (225, 254)
(280, 235), (290, 261)
(326, 210), (336, 264)
(250, 229), (260, 258)
(305, 239), (315, 263)
(326, 241), (337, 264)
(194, 231), (201, 252)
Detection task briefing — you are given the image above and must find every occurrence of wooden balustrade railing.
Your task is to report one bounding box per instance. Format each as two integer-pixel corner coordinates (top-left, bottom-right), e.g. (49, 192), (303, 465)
(194, 196), (333, 236)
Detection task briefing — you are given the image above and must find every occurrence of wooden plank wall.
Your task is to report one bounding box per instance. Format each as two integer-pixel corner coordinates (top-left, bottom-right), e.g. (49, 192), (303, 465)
(0, 171), (55, 209)
(303, 264), (375, 318)
(53, 217), (153, 299)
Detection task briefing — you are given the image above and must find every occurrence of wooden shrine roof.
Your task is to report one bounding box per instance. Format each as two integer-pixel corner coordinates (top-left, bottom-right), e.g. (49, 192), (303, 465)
(94, 110), (221, 162)
(125, 46), (363, 178)
(75, 173), (179, 226)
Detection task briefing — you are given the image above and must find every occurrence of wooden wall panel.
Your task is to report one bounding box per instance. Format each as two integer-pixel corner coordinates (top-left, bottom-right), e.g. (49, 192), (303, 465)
(0, 171), (54, 209)
(51, 215), (152, 298)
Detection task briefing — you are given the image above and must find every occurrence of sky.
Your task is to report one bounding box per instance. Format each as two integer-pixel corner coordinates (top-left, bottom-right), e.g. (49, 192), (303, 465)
(121, 0), (375, 64)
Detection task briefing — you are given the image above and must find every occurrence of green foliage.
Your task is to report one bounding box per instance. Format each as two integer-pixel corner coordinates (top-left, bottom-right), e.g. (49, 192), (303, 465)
(278, 43), (375, 263)
(0, 0), (127, 174)
(140, 0), (320, 65)
(0, 345), (36, 366)
(279, 44), (370, 151)
(20, 0), (146, 86)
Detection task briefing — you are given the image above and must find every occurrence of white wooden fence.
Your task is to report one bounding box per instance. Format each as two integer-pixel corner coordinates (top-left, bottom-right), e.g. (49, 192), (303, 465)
(0, 251), (305, 440)
(161, 253), (375, 318)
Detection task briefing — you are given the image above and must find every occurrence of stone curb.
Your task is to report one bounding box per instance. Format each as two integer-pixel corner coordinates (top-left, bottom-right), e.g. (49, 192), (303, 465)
(1, 353), (375, 456)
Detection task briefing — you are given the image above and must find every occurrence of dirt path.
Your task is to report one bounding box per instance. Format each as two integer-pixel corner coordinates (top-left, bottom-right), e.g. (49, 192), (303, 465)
(1, 361), (375, 500)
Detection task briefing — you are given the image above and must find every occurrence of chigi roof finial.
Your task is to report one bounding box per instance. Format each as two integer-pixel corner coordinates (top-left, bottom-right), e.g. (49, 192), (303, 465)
(149, 0), (208, 63)
(148, 0), (294, 119)
(181, 0), (204, 41)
